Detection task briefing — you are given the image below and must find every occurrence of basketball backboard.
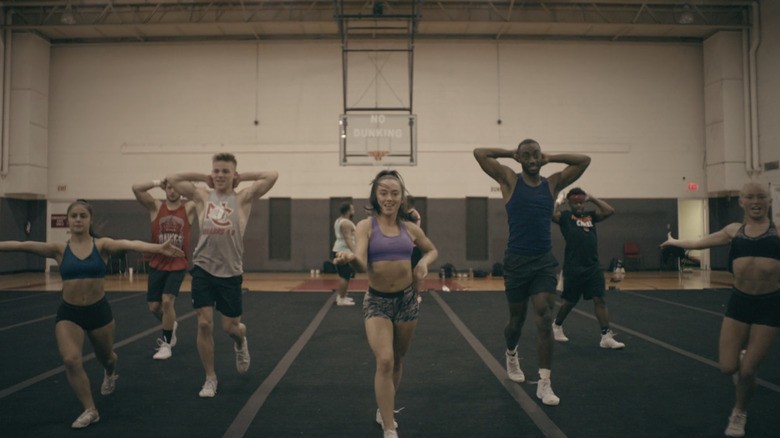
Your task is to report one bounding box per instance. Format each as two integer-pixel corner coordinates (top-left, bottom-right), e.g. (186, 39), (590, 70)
(339, 113), (417, 166)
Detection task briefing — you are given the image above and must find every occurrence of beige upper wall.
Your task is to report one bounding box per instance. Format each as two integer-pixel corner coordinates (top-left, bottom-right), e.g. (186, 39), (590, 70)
(758, 0), (780, 186)
(42, 38), (710, 201)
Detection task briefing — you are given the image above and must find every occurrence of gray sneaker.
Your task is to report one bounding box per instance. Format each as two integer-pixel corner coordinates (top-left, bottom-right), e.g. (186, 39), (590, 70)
(100, 371), (118, 395)
(505, 351), (525, 383)
(552, 323), (569, 342)
(71, 409), (100, 429)
(235, 337), (250, 374)
(599, 330), (625, 349)
(725, 408), (746, 437)
(536, 378), (560, 406)
(375, 408), (398, 429)
(199, 378), (218, 398)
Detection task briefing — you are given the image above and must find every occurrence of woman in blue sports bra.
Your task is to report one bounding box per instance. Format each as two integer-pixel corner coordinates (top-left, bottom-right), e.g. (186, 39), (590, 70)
(661, 182), (780, 437)
(0, 200), (183, 429)
(334, 170), (437, 438)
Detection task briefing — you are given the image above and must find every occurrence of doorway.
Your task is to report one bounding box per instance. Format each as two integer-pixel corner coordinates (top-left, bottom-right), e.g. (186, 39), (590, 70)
(677, 199), (709, 270)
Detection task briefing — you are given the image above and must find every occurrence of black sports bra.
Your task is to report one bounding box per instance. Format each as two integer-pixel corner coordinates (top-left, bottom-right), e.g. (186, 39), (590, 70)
(728, 223), (780, 272)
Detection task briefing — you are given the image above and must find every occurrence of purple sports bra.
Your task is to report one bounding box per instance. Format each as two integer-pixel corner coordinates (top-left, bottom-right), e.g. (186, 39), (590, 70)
(367, 216), (414, 264)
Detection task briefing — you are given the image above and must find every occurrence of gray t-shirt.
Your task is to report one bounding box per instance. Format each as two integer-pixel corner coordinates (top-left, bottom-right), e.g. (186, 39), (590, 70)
(193, 191), (244, 277)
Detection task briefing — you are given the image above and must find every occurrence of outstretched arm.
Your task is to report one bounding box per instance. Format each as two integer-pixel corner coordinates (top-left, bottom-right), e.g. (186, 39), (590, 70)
(545, 153), (591, 196)
(660, 223), (738, 250)
(99, 237), (185, 258)
(0, 240), (62, 260)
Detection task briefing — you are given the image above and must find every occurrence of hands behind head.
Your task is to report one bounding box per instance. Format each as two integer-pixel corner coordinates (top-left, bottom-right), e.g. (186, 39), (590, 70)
(160, 238), (185, 257)
(333, 251), (354, 265)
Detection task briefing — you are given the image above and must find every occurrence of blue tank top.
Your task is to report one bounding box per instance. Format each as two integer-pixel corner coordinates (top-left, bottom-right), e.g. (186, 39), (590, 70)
(367, 216), (414, 264)
(505, 176), (553, 256)
(728, 222), (780, 272)
(60, 240), (107, 281)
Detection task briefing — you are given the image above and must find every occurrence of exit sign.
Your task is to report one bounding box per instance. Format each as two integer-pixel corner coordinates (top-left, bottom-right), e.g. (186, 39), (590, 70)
(688, 182), (699, 191)
(51, 214), (68, 228)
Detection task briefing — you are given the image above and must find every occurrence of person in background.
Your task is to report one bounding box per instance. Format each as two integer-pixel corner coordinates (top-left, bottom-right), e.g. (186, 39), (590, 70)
(551, 188), (624, 349)
(132, 178), (197, 359)
(332, 201), (357, 306)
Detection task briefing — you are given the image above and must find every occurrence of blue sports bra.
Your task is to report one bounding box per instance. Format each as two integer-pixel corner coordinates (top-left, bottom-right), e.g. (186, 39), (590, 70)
(60, 240), (107, 281)
(367, 217), (414, 264)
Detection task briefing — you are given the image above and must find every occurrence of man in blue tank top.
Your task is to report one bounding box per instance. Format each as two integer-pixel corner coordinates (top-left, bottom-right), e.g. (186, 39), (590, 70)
(168, 153), (278, 399)
(474, 139), (590, 406)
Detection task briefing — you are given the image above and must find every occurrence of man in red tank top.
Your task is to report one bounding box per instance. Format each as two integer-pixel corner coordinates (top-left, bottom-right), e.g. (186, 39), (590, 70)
(133, 178), (197, 360)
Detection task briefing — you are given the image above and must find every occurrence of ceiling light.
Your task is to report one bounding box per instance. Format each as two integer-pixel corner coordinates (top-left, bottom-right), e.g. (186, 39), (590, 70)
(678, 5), (694, 25)
(61, 5), (76, 25)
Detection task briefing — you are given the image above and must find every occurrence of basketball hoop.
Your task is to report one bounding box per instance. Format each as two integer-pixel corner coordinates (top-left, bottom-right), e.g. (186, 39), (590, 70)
(368, 150), (389, 162)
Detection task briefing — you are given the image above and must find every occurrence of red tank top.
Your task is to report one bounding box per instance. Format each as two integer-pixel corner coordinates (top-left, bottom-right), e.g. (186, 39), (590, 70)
(149, 203), (190, 271)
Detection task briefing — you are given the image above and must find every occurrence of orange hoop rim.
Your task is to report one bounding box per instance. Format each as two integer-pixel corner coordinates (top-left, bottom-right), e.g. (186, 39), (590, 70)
(368, 150), (389, 161)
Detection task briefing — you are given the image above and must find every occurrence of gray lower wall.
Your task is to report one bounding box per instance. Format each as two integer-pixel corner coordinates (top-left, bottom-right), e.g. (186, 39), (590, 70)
(1, 196), (726, 275)
(0, 198), (47, 273)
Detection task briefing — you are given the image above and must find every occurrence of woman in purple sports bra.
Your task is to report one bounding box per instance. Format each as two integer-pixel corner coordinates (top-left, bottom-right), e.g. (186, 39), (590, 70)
(334, 170), (438, 438)
(0, 200), (183, 429)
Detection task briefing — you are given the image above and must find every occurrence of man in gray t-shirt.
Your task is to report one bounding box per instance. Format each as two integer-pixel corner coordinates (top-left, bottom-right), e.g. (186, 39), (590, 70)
(168, 152), (277, 398)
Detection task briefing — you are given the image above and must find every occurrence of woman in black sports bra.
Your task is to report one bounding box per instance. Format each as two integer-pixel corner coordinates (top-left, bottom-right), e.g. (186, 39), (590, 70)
(661, 182), (780, 437)
(0, 200), (183, 429)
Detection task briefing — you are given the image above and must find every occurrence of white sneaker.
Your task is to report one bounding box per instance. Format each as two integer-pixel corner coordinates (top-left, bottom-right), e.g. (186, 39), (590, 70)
(71, 409), (100, 429)
(505, 351), (525, 383)
(536, 378), (560, 406)
(383, 430), (399, 438)
(552, 323), (569, 342)
(375, 408), (398, 428)
(336, 296), (356, 306)
(153, 339), (172, 360)
(725, 408), (746, 437)
(100, 371), (118, 395)
(199, 378), (218, 398)
(600, 330), (625, 349)
(235, 337), (250, 374)
(170, 321), (178, 347)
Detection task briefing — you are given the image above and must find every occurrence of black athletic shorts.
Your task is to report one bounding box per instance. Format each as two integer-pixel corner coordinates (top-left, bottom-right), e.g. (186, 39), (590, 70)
(725, 288), (780, 327)
(503, 251), (559, 304)
(147, 267), (186, 302)
(190, 265), (244, 318)
(55, 297), (114, 331)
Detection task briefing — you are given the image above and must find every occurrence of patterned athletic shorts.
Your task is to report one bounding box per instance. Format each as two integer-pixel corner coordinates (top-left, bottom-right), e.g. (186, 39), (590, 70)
(363, 284), (419, 323)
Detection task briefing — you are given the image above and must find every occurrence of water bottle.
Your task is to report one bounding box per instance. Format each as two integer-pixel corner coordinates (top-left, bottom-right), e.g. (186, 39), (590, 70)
(468, 268), (474, 279)
(440, 268), (445, 279)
